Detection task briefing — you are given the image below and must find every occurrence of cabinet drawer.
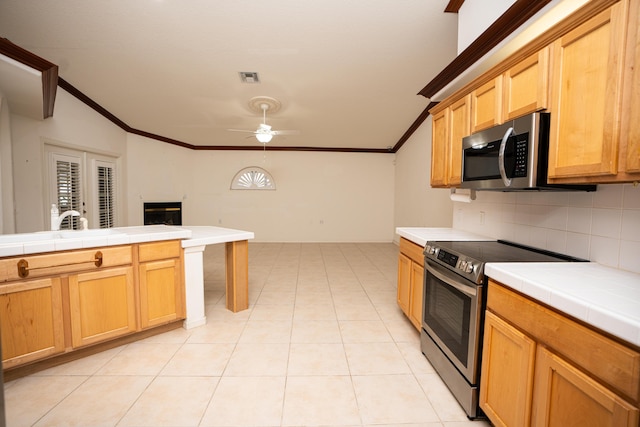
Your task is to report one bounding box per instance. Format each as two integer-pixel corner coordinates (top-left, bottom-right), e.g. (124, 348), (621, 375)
(0, 246), (133, 282)
(399, 238), (424, 266)
(487, 280), (640, 403)
(138, 240), (181, 262)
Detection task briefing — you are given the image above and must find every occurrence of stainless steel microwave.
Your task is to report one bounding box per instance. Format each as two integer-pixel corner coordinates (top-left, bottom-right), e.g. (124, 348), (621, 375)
(460, 112), (596, 191)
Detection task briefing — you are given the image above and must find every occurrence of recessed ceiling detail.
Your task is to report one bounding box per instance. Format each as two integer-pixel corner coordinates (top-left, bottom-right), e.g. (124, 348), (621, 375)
(248, 96), (281, 114)
(231, 166), (276, 190)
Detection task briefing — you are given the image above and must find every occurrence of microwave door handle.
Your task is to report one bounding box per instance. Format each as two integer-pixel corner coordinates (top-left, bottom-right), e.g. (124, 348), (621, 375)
(498, 127), (514, 187)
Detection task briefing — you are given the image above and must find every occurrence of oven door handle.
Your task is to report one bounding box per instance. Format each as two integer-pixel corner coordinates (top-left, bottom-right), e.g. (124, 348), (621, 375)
(425, 261), (477, 297)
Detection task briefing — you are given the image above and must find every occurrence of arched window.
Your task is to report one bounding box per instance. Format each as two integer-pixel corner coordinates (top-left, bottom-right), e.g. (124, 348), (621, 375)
(230, 166), (276, 190)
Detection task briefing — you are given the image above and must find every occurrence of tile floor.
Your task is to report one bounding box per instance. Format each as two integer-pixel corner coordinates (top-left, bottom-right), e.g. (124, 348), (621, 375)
(3, 242), (491, 427)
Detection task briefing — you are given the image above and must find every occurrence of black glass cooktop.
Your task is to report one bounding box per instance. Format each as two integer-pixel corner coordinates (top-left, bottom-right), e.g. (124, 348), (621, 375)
(431, 240), (587, 263)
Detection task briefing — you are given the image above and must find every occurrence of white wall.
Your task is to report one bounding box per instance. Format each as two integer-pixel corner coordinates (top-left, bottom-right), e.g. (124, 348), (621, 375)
(0, 95), (15, 233)
(452, 185), (640, 273)
(10, 88), (127, 232)
(126, 134), (396, 242)
(457, 0), (516, 53)
(393, 116), (453, 236)
(6, 84), (400, 242)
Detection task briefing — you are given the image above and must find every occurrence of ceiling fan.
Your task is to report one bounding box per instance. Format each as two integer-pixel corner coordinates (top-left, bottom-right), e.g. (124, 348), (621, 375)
(228, 96), (299, 144)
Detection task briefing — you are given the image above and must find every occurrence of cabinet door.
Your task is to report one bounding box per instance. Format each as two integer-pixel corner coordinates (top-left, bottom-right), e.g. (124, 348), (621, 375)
(448, 95), (470, 186)
(480, 311), (536, 427)
(471, 76), (502, 133)
(623, 0), (640, 175)
(0, 278), (65, 369)
(139, 258), (184, 329)
(396, 253), (411, 315)
(503, 47), (550, 121)
(68, 266), (136, 348)
(548, 3), (628, 180)
(431, 108), (449, 188)
(532, 346), (639, 427)
(408, 260), (424, 330)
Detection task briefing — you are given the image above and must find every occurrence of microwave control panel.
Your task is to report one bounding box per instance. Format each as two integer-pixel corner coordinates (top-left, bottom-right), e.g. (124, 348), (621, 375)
(513, 134), (529, 178)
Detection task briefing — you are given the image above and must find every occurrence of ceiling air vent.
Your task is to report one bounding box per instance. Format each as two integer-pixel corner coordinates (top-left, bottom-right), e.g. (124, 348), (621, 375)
(239, 72), (260, 83)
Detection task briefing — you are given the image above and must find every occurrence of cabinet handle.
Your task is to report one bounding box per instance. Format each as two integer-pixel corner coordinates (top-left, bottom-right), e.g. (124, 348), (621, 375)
(17, 251), (104, 278)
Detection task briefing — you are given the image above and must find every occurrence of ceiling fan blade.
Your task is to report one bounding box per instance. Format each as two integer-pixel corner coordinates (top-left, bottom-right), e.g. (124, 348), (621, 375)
(272, 130), (300, 136)
(227, 128), (256, 134)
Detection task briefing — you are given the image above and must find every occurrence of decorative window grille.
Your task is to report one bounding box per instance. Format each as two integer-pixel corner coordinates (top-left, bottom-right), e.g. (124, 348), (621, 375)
(96, 160), (115, 228)
(231, 167), (276, 190)
(54, 154), (82, 230)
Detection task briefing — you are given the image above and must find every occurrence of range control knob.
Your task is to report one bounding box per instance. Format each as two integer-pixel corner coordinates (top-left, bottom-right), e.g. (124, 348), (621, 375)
(464, 262), (475, 273)
(425, 245), (435, 255)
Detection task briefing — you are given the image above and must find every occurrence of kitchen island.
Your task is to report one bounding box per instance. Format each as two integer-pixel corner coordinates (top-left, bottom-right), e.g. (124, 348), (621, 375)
(0, 224), (254, 377)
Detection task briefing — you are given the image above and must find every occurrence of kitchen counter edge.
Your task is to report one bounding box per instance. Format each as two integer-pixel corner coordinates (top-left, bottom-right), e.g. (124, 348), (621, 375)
(0, 225), (255, 257)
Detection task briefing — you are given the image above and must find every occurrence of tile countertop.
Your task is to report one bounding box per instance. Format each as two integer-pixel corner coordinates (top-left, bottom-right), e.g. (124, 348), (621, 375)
(179, 226), (254, 248)
(0, 225), (256, 258)
(486, 263), (640, 348)
(395, 227), (491, 247)
(0, 225), (193, 257)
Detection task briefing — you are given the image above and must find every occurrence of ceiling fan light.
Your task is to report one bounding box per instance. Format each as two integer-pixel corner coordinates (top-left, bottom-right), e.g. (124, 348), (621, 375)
(256, 133), (273, 143)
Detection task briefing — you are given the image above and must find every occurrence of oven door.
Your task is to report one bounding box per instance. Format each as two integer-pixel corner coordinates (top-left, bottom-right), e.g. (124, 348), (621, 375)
(422, 259), (483, 384)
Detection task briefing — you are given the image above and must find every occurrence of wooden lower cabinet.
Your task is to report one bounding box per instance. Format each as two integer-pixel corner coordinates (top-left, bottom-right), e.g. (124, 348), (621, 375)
(397, 253), (411, 314)
(480, 280), (640, 427)
(532, 346), (639, 427)
(0, 278), (65, 368)
(1, 241), (187, 373)
(68, 266), (136, 348)
(397, 238), (424, 330)
(480, 311), (535, 427)
(139, 258), (184, 329)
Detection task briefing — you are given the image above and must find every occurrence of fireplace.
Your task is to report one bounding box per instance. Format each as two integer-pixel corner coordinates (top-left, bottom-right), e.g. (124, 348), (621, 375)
(143, 202), (182, 225)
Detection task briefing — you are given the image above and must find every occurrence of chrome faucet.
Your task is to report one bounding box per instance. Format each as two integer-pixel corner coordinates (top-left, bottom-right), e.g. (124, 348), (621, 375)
(51, 205), (81, 231)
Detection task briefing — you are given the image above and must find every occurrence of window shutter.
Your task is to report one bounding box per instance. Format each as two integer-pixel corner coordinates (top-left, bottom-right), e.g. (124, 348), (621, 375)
(96, 161), (115, 228)
(55, 157), (81, 230)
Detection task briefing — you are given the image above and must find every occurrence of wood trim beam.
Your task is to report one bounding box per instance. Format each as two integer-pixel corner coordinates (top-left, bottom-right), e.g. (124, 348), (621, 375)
(0, 38), (58, 119)
(58, 77), (129, 130)
(58, 77), (395, 153)
(391, 102), (439, 152)
(419, 0), (552, 98)
(444, 0), (465, 13)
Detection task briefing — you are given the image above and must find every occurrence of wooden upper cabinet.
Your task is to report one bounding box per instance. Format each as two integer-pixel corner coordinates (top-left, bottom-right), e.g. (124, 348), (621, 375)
(503, 47), (550, 121)
(430, 108), (449, 188)
(430, 96), (469, 188)
(621, 0), (640, 175)
(448, 95), (470, 186)
(471, 76), (502, 133)
(547, 2), (629, 181)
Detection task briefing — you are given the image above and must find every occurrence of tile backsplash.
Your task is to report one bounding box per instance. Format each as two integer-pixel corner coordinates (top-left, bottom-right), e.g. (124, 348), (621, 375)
(452, 183), (640, 273)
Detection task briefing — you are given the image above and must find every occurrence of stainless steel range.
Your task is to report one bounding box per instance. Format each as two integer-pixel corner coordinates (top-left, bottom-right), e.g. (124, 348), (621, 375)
(420, 240), (587, 419)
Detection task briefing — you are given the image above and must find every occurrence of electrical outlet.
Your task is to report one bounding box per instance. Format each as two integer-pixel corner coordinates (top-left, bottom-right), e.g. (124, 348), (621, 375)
(479, 211), (485, 225)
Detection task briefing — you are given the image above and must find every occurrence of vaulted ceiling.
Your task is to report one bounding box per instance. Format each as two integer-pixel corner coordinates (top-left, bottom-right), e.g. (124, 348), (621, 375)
(0, 1), (460, 152)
